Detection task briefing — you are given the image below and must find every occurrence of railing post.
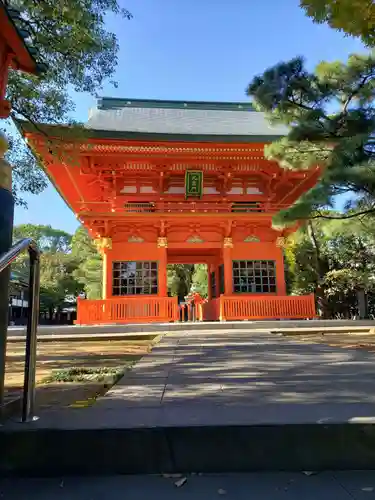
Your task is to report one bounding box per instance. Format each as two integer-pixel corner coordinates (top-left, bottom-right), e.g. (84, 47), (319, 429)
(219, 295), (225, 321)
(223, 237), (233, 295)
(21, 249), (40, 422)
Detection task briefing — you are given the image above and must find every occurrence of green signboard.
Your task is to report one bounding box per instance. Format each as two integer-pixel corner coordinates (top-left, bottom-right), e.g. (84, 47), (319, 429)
(185, 170), (203, 198)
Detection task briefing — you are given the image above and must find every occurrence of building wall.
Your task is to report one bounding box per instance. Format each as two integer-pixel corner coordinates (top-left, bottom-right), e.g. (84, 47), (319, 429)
(105, 238), (286, 298)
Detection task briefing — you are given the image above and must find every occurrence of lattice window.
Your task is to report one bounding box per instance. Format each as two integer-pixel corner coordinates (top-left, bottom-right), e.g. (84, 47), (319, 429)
(232, 260), (276, 293)
(112, 261), (158, 295)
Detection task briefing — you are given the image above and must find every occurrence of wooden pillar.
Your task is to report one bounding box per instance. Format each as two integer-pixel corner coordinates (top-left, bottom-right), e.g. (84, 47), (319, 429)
(207, 264), (213, 300)
(102, 251), (108, 299)
(223, 237), (233, 296)
(276, 237), (287, 295)
(214, 263), (220, 297)
(157, 237), (168, 297)
(95, 237), (112, 299)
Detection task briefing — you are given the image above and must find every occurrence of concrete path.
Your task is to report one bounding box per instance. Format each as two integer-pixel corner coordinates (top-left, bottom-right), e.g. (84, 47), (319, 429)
(6, 329), (375, 429)
(2, 471), (375, 499)
(4, 329), (375, 475)
(92, 328), (375, 424)
(27, 327), (375, 429)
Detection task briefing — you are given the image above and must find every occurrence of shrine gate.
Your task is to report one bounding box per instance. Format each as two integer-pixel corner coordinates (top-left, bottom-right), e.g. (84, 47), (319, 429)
(19, 98), (318, 324)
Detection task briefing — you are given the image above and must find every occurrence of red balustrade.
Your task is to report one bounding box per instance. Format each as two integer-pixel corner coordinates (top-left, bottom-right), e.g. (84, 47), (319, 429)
(76, 294), (315, 325)
(219, 294), (316, 321)
(202, 297), (221, 321)
(76, 296), (179, 325)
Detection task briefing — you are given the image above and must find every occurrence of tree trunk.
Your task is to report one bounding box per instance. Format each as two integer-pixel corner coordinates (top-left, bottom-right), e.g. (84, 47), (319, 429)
(307, 221), (330, 318)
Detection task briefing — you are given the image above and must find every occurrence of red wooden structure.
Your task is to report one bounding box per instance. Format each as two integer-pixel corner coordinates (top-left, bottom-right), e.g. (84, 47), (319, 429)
(0, 2), (42, 118)
(19, 98), (320, 324)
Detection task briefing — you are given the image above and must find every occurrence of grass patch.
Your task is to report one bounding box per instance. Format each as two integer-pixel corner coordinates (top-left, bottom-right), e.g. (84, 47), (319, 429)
(42, 362), (137, 384)
(5, 338), (159, 411)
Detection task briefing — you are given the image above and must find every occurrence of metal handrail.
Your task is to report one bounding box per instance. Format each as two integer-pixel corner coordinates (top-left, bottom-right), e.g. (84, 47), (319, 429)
(0, 237), (41, 422)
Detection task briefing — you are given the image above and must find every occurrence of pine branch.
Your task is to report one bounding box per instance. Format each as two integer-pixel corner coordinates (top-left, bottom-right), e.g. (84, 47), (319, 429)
(310, 208), (375, 220)
(342, 73), (374, 114)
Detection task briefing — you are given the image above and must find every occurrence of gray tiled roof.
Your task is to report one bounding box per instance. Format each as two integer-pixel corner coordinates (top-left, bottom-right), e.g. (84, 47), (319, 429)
(86, 98), (288, 137)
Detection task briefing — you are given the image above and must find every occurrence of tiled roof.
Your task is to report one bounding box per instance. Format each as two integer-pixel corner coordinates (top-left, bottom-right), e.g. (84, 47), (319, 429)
(1, 2), (46, 74)
(86, 98), (288, 138)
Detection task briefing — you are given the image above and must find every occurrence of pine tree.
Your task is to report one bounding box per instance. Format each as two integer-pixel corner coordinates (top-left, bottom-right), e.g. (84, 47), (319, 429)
(246, 52), (375, 223)
(300, 0), (375, 47)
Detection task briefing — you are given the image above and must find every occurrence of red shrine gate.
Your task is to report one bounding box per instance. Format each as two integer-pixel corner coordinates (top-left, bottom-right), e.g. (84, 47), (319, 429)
(19, 98), (318, 324)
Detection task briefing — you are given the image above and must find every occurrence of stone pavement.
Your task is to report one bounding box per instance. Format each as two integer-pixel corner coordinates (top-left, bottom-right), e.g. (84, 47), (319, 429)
(4, 328), (375, 475)
(2, 471), (375, 499)
(89, 328), (375, 426)
(28, 327), (375, 428)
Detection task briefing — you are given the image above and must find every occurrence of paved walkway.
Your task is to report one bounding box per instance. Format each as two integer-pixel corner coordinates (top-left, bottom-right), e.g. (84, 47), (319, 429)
(94, 328), (375, 425)
(4, 329), (375, 475)
(1, 471), (375, 499)
(28, 328), (375, 429)
(10, 329), (375, 429)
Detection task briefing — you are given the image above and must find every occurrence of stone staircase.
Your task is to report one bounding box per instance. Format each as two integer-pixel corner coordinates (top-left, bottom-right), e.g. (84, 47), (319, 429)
(2, 323), (375, 476)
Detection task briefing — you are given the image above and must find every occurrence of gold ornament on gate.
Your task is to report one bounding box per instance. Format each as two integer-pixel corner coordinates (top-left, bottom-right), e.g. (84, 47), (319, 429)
(94, 237), (112, 254)
(223, 237), (233, 248)
(276, 237), (286, 247)
(157, 236), (168, 248)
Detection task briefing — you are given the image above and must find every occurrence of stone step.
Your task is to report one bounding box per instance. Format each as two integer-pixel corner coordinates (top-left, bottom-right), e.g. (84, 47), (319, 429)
(1, 471), (371, 499)
(272, 326), (374, 336)
(2, 421), (375, 476)
(7, 319), (375, 340)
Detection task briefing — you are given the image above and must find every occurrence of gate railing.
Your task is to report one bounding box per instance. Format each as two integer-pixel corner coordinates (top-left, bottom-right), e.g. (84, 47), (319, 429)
(219, 294), (316, 321)
(76, 296), (179, 325)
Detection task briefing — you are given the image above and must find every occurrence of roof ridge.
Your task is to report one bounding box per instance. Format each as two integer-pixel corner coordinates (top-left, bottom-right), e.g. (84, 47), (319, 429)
(97, 97), (255, 112)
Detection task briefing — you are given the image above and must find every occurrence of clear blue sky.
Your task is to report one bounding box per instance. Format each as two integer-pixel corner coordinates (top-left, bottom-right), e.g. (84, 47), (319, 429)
(14, 0), (365, 234)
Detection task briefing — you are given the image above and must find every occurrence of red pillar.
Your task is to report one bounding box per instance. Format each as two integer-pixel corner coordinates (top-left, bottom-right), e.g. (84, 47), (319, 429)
(207, 264), (213, 300)
(214, 262), (220, 297)
(157, 237), (168, 297)
(276, 238), (287, 295)
(223, 237), (233, 296)
(95, 237), (112, 299)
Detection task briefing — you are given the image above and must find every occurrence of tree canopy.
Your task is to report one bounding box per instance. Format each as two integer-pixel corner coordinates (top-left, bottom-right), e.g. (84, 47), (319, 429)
(13, 223), (72, 252)
(300, 0), (375, 47)
(11, 224), (80, 314)
(71, 226), (102, 300)
(246, 52), (375, 223)
(10, 223), (103, 315)
(285, 216), (375, 318)
(5, 0), (131, 204)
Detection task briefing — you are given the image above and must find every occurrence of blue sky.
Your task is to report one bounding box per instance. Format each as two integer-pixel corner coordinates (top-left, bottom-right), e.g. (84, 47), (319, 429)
(14, 0), (365, 234)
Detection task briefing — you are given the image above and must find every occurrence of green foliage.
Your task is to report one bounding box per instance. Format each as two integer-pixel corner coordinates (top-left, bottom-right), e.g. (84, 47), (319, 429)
(300, 0), (375, 47)
(167, 264), (208, 299)
(13, 223), (72, 252)
(247, 52), (375, 223)
(11, 223), (83, 313)
(168, 264), (194, 299)
(5, 0), (131, 203)
(43, 366), (127, 383)
(191, 264), (208, 297)
(285, 217), (375, 317)
(71, 226), (102, 299)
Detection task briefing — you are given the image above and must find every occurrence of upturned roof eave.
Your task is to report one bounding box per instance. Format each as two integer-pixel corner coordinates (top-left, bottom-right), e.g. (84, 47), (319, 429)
(15, 119), (284, 144)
